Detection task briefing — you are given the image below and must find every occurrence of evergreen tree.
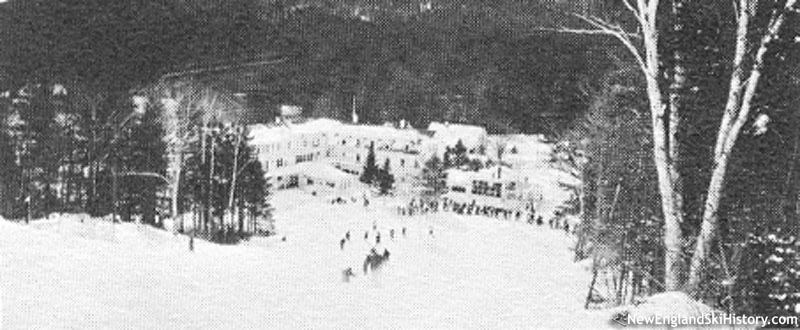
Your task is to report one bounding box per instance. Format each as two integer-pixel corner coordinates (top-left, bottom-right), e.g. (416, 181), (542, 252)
(360, 142), (378, 184)
(111, 100), (168, 225)
(443, 146), (453, 168)
(377, 158), (395, 195)
(237, 136), (271, 235)
(8, 84), (62, 219)
(452, 139), (469, 168)
(180, 128), (206, 231)
(420, 154), (446, 201)
(0, 101), (21, 218)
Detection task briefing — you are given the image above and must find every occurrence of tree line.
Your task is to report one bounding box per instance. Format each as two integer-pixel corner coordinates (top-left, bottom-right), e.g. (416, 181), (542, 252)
(0, 82), (272, 244)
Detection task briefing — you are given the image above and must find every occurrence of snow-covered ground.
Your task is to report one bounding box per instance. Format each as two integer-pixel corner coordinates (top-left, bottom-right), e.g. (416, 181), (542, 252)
(0, 190), (618, 329)
(0, 134), (625, 329)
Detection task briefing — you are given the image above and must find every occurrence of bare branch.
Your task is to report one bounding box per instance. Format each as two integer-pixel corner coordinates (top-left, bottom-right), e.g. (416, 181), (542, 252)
(572, 14), (648, 76)
(622, 0), (640, 17)
(531, 27), (635, 37)
(623, 0), (647, 28)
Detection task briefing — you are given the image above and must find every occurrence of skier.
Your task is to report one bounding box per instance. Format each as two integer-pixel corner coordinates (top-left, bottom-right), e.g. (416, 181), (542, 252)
(342, 267), (355, 282)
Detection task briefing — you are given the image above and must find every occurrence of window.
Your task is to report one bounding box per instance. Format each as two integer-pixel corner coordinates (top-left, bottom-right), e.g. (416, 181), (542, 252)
(414, 160), (420, 169)
(357, 154), (361, 162)
(470, 180), (501, 197)
(472, 180), (489, 195)
(400, 159), (405, 167)
(490, 183), (503, 197)
(287, 175), (299, 188)
(296, 153), (313, 163)
(342, 140), (346, 145)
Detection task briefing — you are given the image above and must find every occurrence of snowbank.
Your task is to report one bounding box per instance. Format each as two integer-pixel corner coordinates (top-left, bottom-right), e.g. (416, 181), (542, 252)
(1, 196), (613, 329)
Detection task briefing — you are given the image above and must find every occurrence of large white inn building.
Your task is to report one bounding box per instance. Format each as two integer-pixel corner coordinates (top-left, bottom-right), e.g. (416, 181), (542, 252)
(249, 118), (488, 196)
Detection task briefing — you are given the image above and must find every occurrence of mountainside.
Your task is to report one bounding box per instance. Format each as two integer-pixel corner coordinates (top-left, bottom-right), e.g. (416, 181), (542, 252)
(1, 0), (624, 133)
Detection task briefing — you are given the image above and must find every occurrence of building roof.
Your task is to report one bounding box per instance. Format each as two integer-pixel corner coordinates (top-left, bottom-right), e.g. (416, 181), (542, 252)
(249, 118), (426, 145)
(446, 166), (520, 185)
(267, 162), (352, 182)
(428, 121), (486, 149)
(248, 123), (291, 145)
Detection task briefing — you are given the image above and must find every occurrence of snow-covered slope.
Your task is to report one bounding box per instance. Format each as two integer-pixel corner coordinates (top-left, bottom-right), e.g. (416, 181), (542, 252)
(0, 191), (615, 329)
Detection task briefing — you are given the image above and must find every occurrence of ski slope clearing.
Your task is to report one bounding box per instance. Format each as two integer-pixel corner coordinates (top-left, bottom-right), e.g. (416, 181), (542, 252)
(0, 192), (617, 329)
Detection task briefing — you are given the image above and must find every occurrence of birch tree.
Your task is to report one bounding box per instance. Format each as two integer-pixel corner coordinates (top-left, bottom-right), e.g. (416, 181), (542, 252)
(152, 81), (227, 232)
(561, 0), (799, 292)
(687, 0), (799, 290)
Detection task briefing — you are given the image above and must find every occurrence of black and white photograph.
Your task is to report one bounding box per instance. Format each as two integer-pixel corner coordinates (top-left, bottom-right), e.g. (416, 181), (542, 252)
(1, 0), (800, 328)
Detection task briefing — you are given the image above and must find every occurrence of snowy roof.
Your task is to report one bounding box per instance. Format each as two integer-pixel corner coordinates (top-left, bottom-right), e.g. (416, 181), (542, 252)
(446, 166), (520, 185)
(289, 118), (344, 134)
(267, 162), (352, 182)
(249, 118), (425, 146)
(428, 122), (486, 148)
(248, 123), (291, 145)
(338, 123), (423, 141)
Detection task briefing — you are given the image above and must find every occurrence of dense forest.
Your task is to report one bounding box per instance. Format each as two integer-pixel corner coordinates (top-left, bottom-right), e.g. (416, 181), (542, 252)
(0, 0), (622, 134)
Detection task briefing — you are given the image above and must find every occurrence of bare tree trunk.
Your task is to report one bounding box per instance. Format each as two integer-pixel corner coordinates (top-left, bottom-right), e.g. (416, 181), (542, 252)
(637, 2), (686, 290)
(200, 125), (207, 233)
(227, 128), (242, 231)
(663, 0), (689, 290)
(207, 130), (216, 232)
(687, 0), (797, 291)
(171, 154), (182, 231)
(111, 166), (118, 223)
(585, 257), (600, 309)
